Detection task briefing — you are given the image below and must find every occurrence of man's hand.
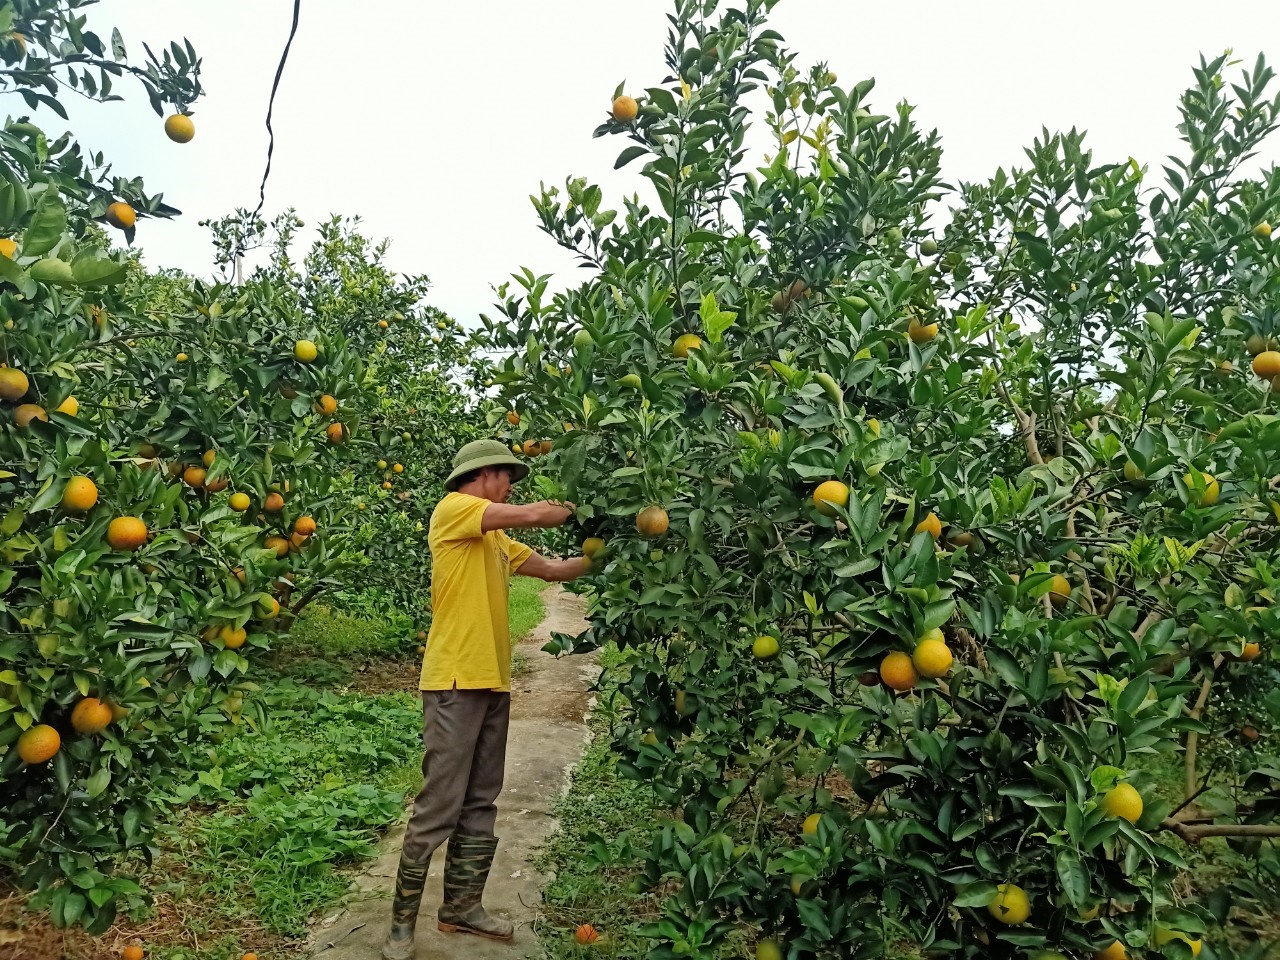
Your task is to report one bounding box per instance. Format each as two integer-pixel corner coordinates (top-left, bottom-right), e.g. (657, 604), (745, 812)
(483, 500), (577, 532)
(518, 553), (590, 582)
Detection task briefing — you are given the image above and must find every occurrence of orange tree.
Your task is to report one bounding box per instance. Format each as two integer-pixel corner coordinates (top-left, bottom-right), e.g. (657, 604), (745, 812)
(482, 2), (1280, 958)
(0, 9), (397, 933)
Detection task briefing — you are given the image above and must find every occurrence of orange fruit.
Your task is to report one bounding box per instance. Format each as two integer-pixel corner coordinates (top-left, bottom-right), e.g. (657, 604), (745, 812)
(105, 201), (136, 230)
(813, 480), (850, 516)
(14, 403), (47, 427)
(908, 317), (938, 343)
(317, 394), (338, 415)
(611, 95), (639, 122)
(0, 366), (29, 400)
(264, 492), (285, 512)
(914, 511), (942, 539)
(0, 237), (16, 258)
(182, 466), (207, 489)
(326, 422), (346, 444)
(673, 333), (703, 358)
(293, 516), (317, 537)
(219, 625), (247, 649)
(17, 724), (61, 764)
(575, 923), (601, 945)
(62, 476), (99, 512)
(164, 113), (195, 143)
(71, 697), (113, 734)
(265, 536), (290, 558)
(636, 506), (669, 537)
(1251, 351), (1280, 379)
(107, 516), (148, 551)
(229, 492), (251, 511)
(880, 651), (918, 691)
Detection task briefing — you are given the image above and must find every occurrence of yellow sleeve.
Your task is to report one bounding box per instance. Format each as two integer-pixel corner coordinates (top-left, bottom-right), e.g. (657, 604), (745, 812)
(433, 493), (488, 543)
(503, 533), (534, 573)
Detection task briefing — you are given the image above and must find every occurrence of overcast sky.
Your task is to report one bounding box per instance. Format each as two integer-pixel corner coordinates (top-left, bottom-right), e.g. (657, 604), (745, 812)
(51, 1), (1280, 326)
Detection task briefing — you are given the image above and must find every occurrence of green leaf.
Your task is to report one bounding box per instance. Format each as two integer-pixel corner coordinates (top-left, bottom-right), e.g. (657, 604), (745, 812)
(22, 190), (66, 256)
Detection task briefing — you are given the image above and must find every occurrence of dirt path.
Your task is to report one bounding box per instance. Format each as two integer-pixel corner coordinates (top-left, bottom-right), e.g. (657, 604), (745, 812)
(309, 585), (596, 960)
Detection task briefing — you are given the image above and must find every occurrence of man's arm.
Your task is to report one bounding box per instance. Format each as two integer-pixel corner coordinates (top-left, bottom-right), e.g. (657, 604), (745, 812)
(482, 500), (575, 532)
(517, 552), (589, 583)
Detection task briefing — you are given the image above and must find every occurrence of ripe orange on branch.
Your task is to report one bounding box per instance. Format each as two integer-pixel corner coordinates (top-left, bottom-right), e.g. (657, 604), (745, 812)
(107, 516), (148, 551)
(636, 505), (669, 537)
(17, 724), (61, 764)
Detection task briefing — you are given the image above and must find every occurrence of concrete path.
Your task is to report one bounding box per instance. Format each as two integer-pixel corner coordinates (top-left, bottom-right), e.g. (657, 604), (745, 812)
(308, 585), (596, 960)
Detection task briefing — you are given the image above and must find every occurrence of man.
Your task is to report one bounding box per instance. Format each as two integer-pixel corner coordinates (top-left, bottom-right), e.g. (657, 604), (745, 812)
(383, 438), (587, 960)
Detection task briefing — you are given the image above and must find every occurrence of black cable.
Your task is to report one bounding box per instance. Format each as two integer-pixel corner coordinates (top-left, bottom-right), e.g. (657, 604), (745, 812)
(251, 0), (301, 222)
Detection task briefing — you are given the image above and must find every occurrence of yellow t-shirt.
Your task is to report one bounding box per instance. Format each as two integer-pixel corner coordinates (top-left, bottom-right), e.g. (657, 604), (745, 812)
(419, 491), (533, 693)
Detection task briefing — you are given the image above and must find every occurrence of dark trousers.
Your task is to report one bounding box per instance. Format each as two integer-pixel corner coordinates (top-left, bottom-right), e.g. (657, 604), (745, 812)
(401, 688), (511, 864)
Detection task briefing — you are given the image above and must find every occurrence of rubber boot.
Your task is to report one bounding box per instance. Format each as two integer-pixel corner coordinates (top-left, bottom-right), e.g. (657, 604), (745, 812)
(436, 833), (514, 942)
(382, 852), (431, 960)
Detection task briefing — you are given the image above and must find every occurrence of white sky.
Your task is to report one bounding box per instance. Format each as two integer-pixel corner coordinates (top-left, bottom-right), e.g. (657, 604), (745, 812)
(48, 1), (1280, 326)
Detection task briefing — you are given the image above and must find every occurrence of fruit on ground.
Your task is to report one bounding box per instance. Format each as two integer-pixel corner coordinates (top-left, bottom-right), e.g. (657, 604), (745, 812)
(611, 94), (639, 122)
(317, 394), (338, 415)
(326, 422), (346, 443)
(264, 492), (285, 512)
(575, 923), (600, 944)
(757, 941), (784, 960)
(582, 537), (605, 558)
(752, 635), (781, 661)
(1154, 929), (1203, 956)
(0, 366), (28, 399)
(908, 317), (938, 343)
(14, 403), (47, 427)
(71, 697), (113, 734)
(912, 634), (953, 678)
(293, 339), (318, 362)
(55, 396), (79, 415)
(1102, 782), (1144, 823)
(1049, 574), (1071, 606)
(1096, 940), (1128, 960)
(294, 515), (317, 537)
(986, 882), (1030, 925)
(182, 466), (206, 488)
(1251, 350), (1280, 378)
(1240, 641), (1261, 661)
(914, 511), (942, 539)
(880, 651), (918, 691)
(107, 516), (148, 551)
(105, 201), (135, 230)
(1184, 471), (1219, 507)
(801, 813), (822, 835)
(229, 492), (251, 511)
(636, 505), (669, 537)
(812, 479), (850, 516)
(164, 113), (195, 142)
(219, 625), (247, 649)
(674, 332), (703, 358)
(17, 724), (61, 763)
(62, 476), (99, 512)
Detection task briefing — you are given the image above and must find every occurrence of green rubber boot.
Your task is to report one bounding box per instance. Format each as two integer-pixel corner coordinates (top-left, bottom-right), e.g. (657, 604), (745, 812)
(436, 833), (514, 942)
(382, 853), (431, 960)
